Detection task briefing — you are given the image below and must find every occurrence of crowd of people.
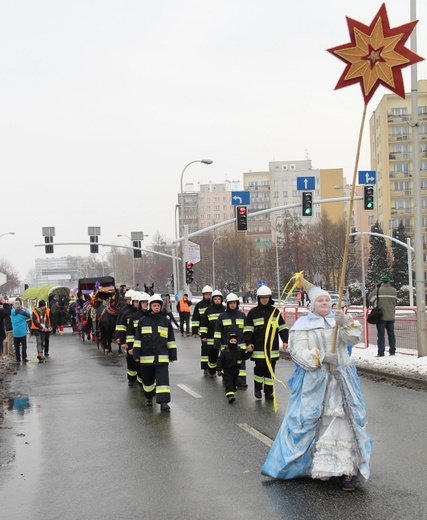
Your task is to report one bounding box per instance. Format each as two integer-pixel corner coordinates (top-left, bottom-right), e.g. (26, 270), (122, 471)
(1, 274), (400, 492)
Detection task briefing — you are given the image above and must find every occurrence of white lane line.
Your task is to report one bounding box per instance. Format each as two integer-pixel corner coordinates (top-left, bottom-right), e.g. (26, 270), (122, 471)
(238, 423), (273, 447)
(176, 383), (203, 398)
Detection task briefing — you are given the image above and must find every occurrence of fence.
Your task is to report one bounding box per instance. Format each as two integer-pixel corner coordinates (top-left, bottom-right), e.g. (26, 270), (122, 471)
(277, 305), (420, 356)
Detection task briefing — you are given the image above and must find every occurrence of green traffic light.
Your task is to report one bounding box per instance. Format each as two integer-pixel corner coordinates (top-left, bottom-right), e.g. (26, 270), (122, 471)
(366, 202), (373, 209)
(304, 208), (312, 215)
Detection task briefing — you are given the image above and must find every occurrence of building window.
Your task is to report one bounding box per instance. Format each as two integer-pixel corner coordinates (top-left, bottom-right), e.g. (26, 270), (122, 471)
(394, 181), (410, 191)
(283, 191), (288, 197)
(419, 106), (427, 116)
(394, 199), (410, 209)
(274, 191), (279, 199)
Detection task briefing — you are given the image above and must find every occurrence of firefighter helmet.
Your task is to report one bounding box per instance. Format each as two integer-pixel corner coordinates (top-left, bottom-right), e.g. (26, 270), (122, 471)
(124, 289), (135, 299)
(202, 285), (213, 294)
(139, 292), (150, 301)
(149, 294), (163, 307)
(225, 293), (239, 303)
(257, 285), (272, 297)
(211, 290), (223, 301)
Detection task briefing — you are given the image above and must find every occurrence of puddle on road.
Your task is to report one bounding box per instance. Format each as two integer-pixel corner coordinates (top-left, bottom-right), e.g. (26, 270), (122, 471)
(0, 393), (42, 515)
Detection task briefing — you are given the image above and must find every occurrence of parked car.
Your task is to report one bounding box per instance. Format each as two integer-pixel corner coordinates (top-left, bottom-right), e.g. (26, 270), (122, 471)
(328, 293), (348, 308)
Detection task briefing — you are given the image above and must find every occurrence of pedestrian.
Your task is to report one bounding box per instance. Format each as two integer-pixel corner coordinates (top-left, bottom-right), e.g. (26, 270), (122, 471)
(192, 285), (213, 374)
(216, 333), (253, 404)
(214, 292), (248, 388)
(368, 275), (398, 357)
(177, 293), (192, 337)
(11, 299), (31, 363)
(261, 282), (372, 492)
(243, 285), (289, 400)
(115, 289), (135, 353)
(133, 294), (177, 412)
(200, 290), (226, 377)
(162, 294), (180, 329)
(126, 292), (150, 388)
(0, 294), (11, 360)
(30, 300), (52, 362)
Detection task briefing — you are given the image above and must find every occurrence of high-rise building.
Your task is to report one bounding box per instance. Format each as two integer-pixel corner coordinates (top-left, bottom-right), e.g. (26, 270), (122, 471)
(369, 79), (427, 276)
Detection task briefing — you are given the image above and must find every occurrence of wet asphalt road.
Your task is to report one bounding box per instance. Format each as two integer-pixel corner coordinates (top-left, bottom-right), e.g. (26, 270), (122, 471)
(1, 331), (427, 520)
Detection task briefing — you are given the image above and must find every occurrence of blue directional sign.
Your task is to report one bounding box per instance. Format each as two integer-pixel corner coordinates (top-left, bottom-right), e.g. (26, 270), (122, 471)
(231, 191), (250, 205)
(257, 280), (266, 288)
(358, 170), (376, 185)
(297, 176), (315, 191)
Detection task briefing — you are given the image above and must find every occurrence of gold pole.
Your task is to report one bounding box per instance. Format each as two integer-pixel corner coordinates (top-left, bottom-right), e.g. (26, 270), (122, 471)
(331, 103), (367, 354)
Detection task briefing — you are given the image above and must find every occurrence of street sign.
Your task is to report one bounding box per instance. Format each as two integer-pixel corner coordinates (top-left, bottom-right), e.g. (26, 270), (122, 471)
(297, 177), (315, 191)
(257, 279), (266, 288)
(188, 240), (201, 264)
(231, 191), (250, 205)
(358, 170), (376, 184)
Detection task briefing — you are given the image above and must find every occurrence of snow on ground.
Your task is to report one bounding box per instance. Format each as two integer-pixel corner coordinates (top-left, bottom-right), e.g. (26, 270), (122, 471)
(351, 343), (427, 380)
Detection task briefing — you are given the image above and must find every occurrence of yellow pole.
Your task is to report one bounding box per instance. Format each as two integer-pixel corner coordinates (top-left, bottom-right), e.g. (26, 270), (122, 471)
(331, 103), (367, 354)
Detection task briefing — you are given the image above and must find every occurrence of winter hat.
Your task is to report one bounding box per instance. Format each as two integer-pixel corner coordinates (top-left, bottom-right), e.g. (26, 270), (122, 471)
(308, 286), (331, 305)
(38, 300), (46, 308)
(380, 275), (390, 282)
(228, 332), (239, 341)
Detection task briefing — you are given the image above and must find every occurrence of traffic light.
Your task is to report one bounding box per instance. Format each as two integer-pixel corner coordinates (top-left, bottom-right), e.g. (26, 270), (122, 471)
(350, 227), (357, 244)
(44, 236), (54, 254)
(302, 192), (313, 216)
(364, 185), (374, 210)
(133, 240), (142, 258)
(236, 205), (248, 232)
(90, 235), (99, 254)
(186, 262), (194, 284)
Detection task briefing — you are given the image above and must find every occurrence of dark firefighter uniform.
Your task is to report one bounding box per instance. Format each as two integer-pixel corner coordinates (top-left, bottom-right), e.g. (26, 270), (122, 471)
(191, 290), (213, 372)
(126, 295), (150, 388)
(116, 300), (139, 385)
(200, 291), (226, 376)
(214, 294), (247, 387)
(133, 295), (177, 410)
(217, 335), (253, 402)
(244, 295), (288, 399)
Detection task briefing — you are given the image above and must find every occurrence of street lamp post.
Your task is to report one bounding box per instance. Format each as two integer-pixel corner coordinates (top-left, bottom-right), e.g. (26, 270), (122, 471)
(274, 216), (282, 300)
(0, 232), (15, 239)
(179, 159), (213, 293)
(212, 236), (225, 289)
(117, 234), (134, 288)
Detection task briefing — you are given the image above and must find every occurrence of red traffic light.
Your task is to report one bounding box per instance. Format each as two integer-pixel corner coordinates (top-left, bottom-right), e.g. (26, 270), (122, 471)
(238, 207), (247, 216)
(186, 262), (193, 269)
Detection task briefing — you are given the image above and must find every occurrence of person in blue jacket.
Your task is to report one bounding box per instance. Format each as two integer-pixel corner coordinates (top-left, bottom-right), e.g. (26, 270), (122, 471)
(11, 299), (31, 363)
(262, 283), (372, 492)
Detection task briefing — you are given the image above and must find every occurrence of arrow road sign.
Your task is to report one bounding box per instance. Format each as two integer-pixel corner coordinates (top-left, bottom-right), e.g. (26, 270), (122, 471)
(231, 191), (250, 205)
(358, 170), (376, 185)
(297, 176), (315, 191)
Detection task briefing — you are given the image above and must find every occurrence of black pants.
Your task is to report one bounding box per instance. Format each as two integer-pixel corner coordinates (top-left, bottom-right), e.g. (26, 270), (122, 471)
(253, 359), (276, 395)
(200, 340), (208, 370)
(179, 313), (190, 334)
(14, 336), (28, 362)
(223, 368), (239, 397)
(140, 364), (171, 403)
(207, 345), (219, 374)
(126, 353), (138, 383)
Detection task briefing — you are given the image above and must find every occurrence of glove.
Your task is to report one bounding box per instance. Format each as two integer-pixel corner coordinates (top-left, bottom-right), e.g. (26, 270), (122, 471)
(334, 310), (347, 326)
(323, 352), (338, 365)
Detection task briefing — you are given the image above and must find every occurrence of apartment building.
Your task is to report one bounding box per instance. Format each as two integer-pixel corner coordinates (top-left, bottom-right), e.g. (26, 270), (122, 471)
(369, 79), (427, 276)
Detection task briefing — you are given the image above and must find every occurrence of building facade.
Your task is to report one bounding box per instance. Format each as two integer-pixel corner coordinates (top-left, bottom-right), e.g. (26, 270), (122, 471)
(369, 79), (427, 277)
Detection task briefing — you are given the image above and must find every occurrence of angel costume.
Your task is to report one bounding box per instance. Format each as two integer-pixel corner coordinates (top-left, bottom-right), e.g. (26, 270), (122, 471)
(262, 310), (372, 481)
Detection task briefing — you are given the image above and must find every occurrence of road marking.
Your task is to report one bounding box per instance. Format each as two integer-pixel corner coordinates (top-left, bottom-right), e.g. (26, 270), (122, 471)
(238, 423), (273, 447)
(176, 383), (203, 398)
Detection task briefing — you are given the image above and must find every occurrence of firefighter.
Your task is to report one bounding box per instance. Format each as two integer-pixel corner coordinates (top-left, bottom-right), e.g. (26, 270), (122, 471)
(133, 294), (177, 412)
(126, 292), (150, 388)
(244, 285), (289, 400)
(214, 292), (248, 388)
(115, 289), (135, 354)
(191, 285), (213, 374)
(116, 291), (141, 386)
(200, 290), (226, 378)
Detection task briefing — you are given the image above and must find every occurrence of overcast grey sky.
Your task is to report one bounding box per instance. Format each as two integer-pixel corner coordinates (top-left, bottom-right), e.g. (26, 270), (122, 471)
(1, 0), (426, 281)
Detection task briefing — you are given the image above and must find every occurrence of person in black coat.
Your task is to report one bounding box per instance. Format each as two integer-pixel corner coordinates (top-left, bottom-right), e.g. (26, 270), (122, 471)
(217, 333), (253, 404)
(0, 295), (11, 359)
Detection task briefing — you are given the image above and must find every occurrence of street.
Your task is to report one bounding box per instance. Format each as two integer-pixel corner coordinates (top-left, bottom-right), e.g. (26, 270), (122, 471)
(1, 331), (426, 520)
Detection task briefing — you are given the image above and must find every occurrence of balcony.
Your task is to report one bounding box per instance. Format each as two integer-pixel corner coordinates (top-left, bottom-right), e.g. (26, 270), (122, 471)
(389, 171), (411, 179)
(389, 152), (411, 160)
(389, 134), (409, 142)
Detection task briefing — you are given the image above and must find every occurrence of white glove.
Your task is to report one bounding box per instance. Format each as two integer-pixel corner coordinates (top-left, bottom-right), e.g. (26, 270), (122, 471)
(334, 310), (347, 326)
(323, 351), (338, 365)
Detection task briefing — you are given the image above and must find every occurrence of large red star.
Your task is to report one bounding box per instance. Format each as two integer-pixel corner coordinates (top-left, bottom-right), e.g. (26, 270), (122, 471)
(327, 3), (424, 105)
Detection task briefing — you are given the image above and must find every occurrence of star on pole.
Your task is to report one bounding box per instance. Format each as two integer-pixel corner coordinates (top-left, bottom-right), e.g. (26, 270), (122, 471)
(327, 3), (424, 105)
